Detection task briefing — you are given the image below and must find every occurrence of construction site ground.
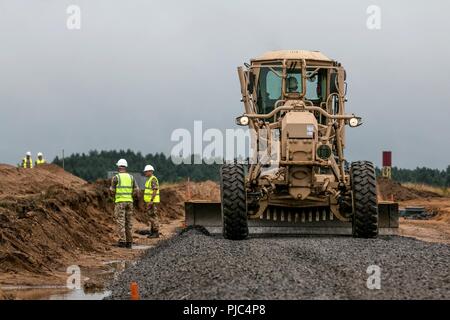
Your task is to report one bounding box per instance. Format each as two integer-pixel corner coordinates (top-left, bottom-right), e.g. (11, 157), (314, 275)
(378, 177), (450, 244)
(0, 165), (448, 299)
(0, 164), (218, 299)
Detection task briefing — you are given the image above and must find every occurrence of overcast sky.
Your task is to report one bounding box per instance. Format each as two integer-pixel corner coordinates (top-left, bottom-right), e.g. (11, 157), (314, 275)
(0, 0), (449, 169)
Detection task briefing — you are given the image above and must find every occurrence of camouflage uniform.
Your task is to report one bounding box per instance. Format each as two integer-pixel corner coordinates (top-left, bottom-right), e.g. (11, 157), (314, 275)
(110, 174), (139, 243)
(146, 177), (160, 233)
(114, 202), (134, 243)
(147, 204), (159, 233)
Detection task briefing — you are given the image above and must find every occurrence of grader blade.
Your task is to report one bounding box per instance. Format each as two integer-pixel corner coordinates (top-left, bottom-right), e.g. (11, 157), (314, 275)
(185, 200), (399, 236)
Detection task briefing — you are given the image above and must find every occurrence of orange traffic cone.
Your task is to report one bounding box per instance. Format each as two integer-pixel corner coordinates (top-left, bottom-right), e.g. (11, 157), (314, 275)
(130, 282), (140, 300)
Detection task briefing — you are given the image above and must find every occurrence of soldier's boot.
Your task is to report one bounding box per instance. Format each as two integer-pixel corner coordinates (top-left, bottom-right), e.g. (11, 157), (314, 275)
(117, 241), (127, 248)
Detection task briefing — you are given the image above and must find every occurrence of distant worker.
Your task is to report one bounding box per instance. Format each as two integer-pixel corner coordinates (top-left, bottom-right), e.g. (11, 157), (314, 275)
(110, 159), (139, 248)
(35, 152), (46, 166)
(22, 151), (33, 168)
(143, 165), (161, 238)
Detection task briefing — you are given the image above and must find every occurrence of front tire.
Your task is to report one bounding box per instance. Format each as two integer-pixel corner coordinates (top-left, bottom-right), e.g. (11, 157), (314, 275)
(220, 164), (248, 240)
(351, 161), (378, 238)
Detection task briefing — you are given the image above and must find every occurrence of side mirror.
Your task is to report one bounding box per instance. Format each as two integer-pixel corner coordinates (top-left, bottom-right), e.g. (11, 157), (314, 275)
(348, 117), (362, 128)
(235, 115), (249, 126)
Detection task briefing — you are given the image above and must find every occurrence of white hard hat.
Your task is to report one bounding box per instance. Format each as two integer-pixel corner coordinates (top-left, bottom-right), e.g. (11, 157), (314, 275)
(116, 159), (128, 167)
(37, 152), (43, 157)
(26, 151), (31, 156)
(143, 165), (154, 172)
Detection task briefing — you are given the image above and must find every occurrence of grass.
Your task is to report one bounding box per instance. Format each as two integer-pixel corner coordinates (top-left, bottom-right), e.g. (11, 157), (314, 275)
(402, 182), (449, 197)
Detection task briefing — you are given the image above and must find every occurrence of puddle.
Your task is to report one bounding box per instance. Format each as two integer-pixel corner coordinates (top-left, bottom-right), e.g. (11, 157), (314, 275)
(47, 289), (111, 300)
(1, 285), (111, 300)
(2, 260), (130, 300)
(1, 245), (152, 300)
(132, 244), (152, 250)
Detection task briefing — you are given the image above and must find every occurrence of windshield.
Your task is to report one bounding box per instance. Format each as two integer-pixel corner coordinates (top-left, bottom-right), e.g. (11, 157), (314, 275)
(256, 66), (327, 114)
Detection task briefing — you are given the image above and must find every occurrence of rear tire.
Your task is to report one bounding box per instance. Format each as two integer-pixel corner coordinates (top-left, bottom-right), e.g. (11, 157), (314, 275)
(351, 161), (378, 238)
(221, 164), (248, 240)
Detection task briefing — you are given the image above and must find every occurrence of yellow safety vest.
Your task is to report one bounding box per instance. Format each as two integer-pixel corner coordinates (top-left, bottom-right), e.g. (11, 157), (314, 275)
(114, 173), (134, 203)
(144, 176), (160, 203)
(22, 157), (33, 168)
(36, 159), (46, 165)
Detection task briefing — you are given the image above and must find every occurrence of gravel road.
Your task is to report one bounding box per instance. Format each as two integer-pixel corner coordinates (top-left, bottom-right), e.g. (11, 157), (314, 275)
(108, 230), (450, 299)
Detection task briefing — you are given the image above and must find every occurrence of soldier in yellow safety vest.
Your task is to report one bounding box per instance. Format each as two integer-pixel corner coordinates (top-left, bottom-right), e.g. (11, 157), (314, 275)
(35, 152), (46, 166)
(110, 159), (139, 248)
(22, 151), (33, 168)
(143, 165), (161, 238)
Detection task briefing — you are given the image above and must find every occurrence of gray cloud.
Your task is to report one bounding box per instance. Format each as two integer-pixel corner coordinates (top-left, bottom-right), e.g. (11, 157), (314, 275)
(0, 0), (449, 169)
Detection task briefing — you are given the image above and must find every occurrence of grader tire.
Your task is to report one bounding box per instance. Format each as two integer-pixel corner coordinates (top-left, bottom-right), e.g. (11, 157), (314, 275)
(220, 164), (248, 240)
(351, 161), (379, 238)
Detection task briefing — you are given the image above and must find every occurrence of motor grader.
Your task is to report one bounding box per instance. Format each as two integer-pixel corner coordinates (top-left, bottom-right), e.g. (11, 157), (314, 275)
(185, 50), (398, 239)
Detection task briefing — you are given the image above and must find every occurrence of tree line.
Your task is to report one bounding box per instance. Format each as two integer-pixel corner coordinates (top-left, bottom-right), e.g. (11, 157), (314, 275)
(53, 150), (220, 183)
(375, 166), (450, 187)
(53, 150), (450, 187)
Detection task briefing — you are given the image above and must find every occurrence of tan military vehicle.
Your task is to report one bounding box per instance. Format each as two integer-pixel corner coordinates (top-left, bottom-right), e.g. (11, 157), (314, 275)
(185, 50), (398, 240)
(222, 50), (378, 239)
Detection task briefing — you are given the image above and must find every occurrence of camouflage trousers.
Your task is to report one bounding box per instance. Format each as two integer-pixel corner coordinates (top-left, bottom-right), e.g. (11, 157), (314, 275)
(114, 202), (133, 243)
(146, 203), (160, 233)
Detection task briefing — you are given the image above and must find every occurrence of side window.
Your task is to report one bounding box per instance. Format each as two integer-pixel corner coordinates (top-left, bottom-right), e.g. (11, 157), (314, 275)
(306, 74), (319, 100)
(266, 71), (282, 99)
(306, 69), (326, 101)
(257, 67), (282, 115)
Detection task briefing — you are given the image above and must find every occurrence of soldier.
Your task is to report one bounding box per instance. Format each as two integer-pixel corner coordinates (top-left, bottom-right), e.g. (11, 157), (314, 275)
(35, 152), (46, 166)
(286, 76), (299, 93)
(110, 159), (139, 248)
(143, 165), (161, 238)
(21, 151), (33, 168)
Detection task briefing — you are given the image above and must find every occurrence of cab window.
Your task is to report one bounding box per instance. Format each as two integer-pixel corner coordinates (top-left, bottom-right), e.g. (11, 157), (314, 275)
(257, 66), (282, 114)
(305, 69), (326, 102)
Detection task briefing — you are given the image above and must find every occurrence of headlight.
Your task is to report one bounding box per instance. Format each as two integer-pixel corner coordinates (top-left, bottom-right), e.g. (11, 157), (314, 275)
(349, 117), (362, 127)
(235, 115), (249, 126)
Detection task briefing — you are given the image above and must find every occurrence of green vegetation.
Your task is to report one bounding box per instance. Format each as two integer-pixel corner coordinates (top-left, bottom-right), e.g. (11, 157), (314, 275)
(53, 150), (450, 188)
(375, 166), (450, 188)
(53, 150), (219, 182)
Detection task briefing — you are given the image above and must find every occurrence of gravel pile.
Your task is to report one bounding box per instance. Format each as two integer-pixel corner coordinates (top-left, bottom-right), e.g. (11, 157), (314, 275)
(108, 230), (450, 299)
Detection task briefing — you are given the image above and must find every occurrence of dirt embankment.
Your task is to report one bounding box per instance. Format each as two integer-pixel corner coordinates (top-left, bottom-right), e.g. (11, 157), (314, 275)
(377, 177), (442, 201)
(0, 164), (113, 276)
(0, 164), (219, 286)
(377, 177), (450, 244)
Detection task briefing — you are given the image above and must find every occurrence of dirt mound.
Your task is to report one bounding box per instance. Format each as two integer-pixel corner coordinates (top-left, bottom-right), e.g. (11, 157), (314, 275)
(133, 180), (219, 223)
(0, 165), (114, 275)
(160, 180), (219, 222)
(0, 164), (85, 197)
(0, 164), (219, 280)
(377, 177), (442, 201)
